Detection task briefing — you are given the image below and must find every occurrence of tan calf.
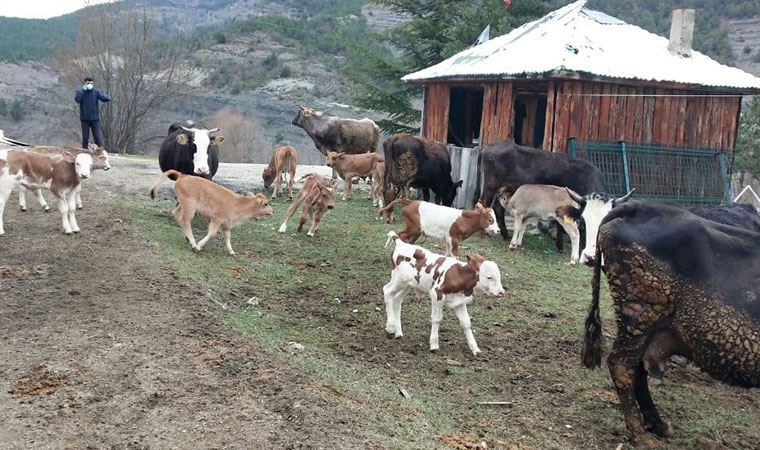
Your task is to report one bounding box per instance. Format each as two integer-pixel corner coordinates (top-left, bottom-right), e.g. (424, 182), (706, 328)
(325, 151), (383, 201)
(150, 170), (273, 254)
(371, 160), (385, 207)
(278, 174), (337, 237)
(262, 145), (298, 200)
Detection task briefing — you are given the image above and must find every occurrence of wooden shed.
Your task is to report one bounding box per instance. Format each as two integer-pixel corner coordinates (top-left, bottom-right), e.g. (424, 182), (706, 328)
(403, 1), (760, 156)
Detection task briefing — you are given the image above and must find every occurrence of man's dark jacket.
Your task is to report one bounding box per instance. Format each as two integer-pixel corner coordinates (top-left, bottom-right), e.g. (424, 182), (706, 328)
(74, 89), (111, 121)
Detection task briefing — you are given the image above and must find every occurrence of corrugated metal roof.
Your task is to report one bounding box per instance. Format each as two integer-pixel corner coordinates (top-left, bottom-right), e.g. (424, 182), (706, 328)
(402, 0), (760, 91)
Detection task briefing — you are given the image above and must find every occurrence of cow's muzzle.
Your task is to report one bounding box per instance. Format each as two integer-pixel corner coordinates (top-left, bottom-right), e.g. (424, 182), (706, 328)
(80, 174), (90, 180)
(327, 205), (334, 209)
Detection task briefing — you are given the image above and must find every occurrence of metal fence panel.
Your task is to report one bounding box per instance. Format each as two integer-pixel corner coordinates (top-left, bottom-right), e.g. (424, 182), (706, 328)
(569, 139), (731, 206)
(448, 145), (480, 209)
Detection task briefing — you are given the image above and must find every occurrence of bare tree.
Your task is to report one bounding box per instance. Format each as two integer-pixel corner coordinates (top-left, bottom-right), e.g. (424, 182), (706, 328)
(56, 5), (195, 153)
(208, 108), (269, 163)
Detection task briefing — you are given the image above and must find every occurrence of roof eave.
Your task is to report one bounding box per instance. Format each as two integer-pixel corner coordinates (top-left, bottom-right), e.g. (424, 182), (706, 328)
(403, 70), (760, 95)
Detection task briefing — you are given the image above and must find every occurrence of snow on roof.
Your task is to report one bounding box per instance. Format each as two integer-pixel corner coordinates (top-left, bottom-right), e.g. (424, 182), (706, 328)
(402, 0), (760, 92)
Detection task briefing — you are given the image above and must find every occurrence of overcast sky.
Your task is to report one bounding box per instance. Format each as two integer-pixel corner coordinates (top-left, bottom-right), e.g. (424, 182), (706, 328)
(0, 0), (117, 19)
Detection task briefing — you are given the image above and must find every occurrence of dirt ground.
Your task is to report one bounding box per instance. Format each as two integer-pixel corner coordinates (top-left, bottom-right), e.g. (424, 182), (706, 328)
(0, 156), (366, 449)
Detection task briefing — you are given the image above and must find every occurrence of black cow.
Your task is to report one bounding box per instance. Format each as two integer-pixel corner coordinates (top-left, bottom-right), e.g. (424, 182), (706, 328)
(582, 201), (760, 446)
(381, 134), (462, 222)
(478, 140), (607, 243)
(158, 123), (224, 179)
(689, 203), (760, 231)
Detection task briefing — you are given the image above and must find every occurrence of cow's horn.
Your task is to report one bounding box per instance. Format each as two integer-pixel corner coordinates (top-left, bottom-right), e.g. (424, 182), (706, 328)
(614, 189), (635, 205)
(181, 126), (194, 132)
(208, 127), (220, 133)
(566, 187), (586, 205)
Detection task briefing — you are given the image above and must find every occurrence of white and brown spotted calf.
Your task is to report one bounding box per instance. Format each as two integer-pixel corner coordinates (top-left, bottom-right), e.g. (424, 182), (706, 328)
(150, 170), (273, 254)
(499, 184), (581, 264)
(0, 149), (93, 235)
(383, 231), (505, 355)
(18, 144), (111, 212)
(378, 199), (500, 256)
(325, 151), (383, 201)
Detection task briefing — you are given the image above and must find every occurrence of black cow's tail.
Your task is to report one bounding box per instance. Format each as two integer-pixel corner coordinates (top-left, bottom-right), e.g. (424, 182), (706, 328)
(149, 170), (183, 199)
(581, 244), (604, 368)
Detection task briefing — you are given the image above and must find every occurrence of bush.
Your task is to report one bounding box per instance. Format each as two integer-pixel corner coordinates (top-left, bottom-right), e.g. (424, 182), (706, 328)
(279, 65), (292, 78)
(213, 31), (227, 44)
(262, 52), (279, 69)
(10, 99), (23, 121)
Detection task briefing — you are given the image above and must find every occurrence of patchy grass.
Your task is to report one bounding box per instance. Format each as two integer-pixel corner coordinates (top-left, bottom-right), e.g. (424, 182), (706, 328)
(116, 192), (760, 450)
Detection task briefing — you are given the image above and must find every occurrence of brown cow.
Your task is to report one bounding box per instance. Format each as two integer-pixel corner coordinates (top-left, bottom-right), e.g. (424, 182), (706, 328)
(262, 145), (298, 200)
(278, 174), (337, 237)
(149, 170), (273, 254)
(325, 151), (383, 201)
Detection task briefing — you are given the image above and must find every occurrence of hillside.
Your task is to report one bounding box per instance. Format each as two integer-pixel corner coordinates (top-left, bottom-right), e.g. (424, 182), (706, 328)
(0, 0), (759, 164)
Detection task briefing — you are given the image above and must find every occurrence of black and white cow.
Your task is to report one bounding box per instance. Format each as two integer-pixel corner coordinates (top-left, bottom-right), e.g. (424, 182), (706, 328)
(158, 124), (224, 179)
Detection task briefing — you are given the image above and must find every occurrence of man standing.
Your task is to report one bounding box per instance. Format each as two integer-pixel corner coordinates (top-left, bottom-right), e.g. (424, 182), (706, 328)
(74, 77), (111, 149)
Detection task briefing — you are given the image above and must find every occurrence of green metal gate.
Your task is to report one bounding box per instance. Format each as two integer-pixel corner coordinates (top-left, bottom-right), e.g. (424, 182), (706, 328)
(568, 139), (732, 206)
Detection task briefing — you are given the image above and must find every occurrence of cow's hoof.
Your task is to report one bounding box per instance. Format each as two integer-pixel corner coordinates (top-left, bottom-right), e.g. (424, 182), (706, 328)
(64, 230), (73, 235)
(508, 244), (518, 250)
(44, 208), (51, 213)
(192, 246), (201, 252)
(76, 205), (83, 210)
(227, 250), (236, 255)
(73, 229), (80, 234)
(278, 224), (287, 234)
(385, 325), (395, 334)
(20, 207), (26, 212)
(646, 421), (673, 438)
(472, 348), (482, 356)
(306, 232), (315, 237)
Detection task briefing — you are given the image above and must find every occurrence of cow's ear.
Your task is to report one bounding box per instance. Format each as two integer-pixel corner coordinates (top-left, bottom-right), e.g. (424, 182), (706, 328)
(212, 136), (225, 145)
(62, 151), (76, 163)
(474, 203), (484, 211)
(466, 254), (484, 269)
(454, 180), (463, 189)
(337, 152), (345, 158)
(176, 134), (189, 145)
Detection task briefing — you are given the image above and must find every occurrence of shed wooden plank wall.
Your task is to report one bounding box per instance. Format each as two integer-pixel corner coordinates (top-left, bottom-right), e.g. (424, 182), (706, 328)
(480, 82), (514, 145)
(422, 83), (450, 143)
(549, 80), (742, 153)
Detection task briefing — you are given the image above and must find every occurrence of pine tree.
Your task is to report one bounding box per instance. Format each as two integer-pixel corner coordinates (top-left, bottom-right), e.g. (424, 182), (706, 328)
(344, 0), (551, 134)
(735, 99), (760, 180)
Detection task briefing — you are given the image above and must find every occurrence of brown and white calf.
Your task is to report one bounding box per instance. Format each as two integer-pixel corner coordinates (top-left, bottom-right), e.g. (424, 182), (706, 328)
(18, 144), (111, 212)
(262, 145), (298, 200)
(278, 174), (337, 237)
(0, 149), (93, 235)
(325, 151), (383, 201)
(150, 170), (273, 254)
(378, 199), (500, 256)
(498, 184), (581, 264)
(383, 231), (505, 355)
(371, 160), (385, 207)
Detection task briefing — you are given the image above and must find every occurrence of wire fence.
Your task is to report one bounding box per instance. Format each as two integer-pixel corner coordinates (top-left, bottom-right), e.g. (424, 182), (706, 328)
(569, 139), (731, 206)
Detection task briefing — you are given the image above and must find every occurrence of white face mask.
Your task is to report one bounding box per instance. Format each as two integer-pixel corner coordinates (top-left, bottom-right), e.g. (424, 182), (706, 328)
(85, 83), (94, 91)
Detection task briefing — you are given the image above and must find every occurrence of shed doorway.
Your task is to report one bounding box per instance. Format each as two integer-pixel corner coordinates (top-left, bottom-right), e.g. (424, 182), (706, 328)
(513, 91), (547, 148)
(447, 87), (484, 148)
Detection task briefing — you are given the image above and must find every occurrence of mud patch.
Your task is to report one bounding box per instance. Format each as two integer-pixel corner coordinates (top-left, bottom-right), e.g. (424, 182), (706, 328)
(0, 266), (27, 279)
(441, 432), (519, 450)
(9, 364), (68, 397)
